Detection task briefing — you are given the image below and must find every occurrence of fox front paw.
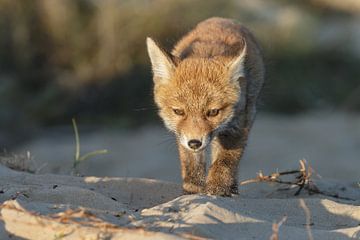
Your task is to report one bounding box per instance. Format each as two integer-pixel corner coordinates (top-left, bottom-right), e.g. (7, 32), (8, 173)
(205, 181), (238, 197)
(205, 181), (232, 197)
(182, 182), (204, 195)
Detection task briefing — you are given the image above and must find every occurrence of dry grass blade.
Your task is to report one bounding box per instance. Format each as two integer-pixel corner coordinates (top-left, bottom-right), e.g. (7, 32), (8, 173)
(299, 199), (314, 240)
(269, 215), (287, 240)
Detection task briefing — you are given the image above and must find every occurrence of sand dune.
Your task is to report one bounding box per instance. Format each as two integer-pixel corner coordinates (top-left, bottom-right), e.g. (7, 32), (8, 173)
(0, 165), (359, 239)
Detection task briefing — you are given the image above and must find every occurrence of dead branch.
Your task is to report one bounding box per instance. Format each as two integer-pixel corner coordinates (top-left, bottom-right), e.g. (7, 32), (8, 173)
(240, 160), (355, 201)
(240, 160), (316, 195)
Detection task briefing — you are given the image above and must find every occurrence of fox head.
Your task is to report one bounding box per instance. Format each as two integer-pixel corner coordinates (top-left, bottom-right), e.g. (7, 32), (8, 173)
(146, 37), (246, 152)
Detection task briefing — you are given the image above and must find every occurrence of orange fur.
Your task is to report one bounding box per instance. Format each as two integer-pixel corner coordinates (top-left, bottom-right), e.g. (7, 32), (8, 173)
(147, 17), (264, 196)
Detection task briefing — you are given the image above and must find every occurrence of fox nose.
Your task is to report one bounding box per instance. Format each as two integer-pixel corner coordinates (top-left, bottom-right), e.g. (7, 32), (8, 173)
(188, 139), (202, 150)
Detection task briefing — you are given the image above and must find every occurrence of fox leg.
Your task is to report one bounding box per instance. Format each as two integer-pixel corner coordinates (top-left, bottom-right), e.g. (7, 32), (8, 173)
(206, 107), (255, 196)
(178, 144), (206, 194)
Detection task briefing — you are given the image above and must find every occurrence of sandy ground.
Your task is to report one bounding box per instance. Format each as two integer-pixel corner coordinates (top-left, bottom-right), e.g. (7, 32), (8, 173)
(0, 164), (359, 239)
(16, 112), (360, 181)
(0, 112), (359, 239)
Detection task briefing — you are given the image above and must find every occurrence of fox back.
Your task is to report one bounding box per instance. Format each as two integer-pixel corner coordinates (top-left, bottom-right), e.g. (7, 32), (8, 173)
(147, 17), (264, 196)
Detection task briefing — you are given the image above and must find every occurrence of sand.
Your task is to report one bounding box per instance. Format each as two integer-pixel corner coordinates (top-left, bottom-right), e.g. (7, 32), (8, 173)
(0, 164), (359, 239)
(2, 112), (359, 239)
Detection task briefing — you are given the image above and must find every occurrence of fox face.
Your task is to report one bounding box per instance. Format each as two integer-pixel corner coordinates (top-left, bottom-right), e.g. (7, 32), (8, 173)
(147, 38), (246, 152)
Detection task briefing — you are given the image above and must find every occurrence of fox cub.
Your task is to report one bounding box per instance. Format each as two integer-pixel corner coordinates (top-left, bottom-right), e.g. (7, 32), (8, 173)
(146, 17), (264, 196)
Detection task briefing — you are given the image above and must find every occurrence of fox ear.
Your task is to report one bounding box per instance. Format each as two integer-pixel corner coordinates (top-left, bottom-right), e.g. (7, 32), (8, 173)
(227, 42), (247, 83)
(146, 37), (175, 84)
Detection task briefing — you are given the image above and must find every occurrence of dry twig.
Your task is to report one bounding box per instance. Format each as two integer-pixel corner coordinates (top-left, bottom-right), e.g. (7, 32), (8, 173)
(240, 160), (318, 196)
(269, 215), (287, 240)
(240, 160), (356, 201)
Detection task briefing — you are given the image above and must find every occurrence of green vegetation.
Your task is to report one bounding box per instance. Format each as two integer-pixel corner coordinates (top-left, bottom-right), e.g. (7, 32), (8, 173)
(71, 118), (107, 175)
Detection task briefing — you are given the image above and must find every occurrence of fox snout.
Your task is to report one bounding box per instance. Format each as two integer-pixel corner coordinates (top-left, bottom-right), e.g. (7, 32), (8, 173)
(179, 134), (211, 152)
(188, 139), (202, 150)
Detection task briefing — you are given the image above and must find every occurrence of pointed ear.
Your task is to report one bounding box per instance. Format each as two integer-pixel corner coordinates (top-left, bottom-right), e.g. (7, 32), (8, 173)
(146, 37), (175, 84)
(227, 42), (247, 83)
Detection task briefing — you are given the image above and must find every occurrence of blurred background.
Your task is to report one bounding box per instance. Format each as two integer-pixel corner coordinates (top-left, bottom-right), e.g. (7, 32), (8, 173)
(0, 0), (359, 181)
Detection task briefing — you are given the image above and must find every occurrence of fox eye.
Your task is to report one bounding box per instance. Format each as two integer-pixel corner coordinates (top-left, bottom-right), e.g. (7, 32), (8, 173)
(173, 108), (185, 116)
(207, 109), (220, 117)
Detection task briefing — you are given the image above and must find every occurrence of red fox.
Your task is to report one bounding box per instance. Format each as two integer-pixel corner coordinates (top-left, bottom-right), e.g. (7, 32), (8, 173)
(146, 17), (264, 196)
